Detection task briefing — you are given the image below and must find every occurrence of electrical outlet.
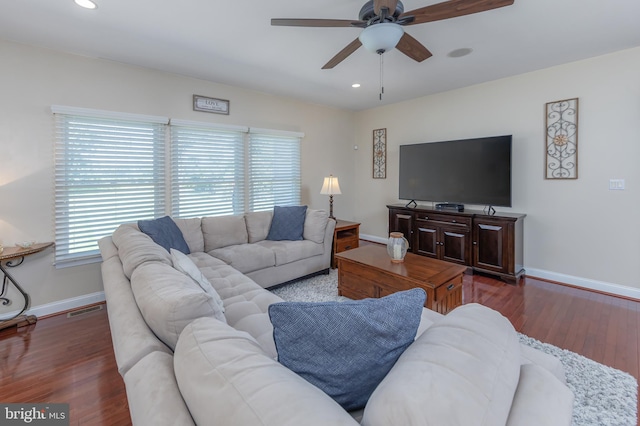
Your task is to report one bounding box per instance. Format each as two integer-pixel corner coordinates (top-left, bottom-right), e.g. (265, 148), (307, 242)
(609, 179), (625, 190)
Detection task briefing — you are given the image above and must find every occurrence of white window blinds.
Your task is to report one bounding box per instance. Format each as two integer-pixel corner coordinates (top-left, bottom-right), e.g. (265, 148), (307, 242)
(53, 107), (168, 266)
(170, 120), (247, 218)
(248, 130), (302, 212)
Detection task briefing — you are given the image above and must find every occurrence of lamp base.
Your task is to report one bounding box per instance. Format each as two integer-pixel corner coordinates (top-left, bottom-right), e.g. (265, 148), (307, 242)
(328, 195), (335, 220)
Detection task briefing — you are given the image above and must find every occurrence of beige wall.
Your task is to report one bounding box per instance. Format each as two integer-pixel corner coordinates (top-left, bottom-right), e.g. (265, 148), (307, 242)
(2, 38), (638, 315)
(353, 47), (640, 294)
(0, 39), (356, 314)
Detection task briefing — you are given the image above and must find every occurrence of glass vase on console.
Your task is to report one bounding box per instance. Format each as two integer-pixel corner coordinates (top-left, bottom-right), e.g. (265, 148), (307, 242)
(387, 232), (408, 263)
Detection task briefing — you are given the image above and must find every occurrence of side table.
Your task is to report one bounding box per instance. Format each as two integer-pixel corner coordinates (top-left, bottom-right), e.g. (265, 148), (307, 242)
(0, 242), (54, 331)
(331, 220), (360, 269)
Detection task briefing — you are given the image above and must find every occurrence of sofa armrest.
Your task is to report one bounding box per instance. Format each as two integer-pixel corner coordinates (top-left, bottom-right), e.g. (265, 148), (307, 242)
(323, 218), (336, 262)
(174, 317), (359, 426)
(123, 352), (195, 426)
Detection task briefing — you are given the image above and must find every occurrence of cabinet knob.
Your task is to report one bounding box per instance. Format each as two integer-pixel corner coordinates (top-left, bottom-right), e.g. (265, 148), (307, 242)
(452, 220), (456, 223)
(473, 241), (477, 245)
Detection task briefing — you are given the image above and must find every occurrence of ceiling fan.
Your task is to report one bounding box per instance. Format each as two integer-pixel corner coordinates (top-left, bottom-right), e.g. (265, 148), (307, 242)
(271, 0), (514, 69)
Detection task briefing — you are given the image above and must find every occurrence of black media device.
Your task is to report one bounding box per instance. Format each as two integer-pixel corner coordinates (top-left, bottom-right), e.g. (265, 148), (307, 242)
(435, 203), (465, 212)
(399, 135), (512, 208)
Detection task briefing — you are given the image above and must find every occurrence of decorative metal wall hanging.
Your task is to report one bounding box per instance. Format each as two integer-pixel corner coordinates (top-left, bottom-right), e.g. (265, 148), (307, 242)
(545, 98), (578, 179)
(373, 128), (387, 179)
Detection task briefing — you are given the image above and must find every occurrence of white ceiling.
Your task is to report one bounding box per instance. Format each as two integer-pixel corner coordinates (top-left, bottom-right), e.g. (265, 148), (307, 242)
(2, 0), (640, 111)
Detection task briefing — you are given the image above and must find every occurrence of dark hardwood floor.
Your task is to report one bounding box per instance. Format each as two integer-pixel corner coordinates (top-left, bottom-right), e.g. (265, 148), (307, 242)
(1, 269), (639, 425)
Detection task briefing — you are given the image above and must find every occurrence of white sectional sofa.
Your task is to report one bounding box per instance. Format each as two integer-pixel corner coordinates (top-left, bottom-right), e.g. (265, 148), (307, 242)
(98, 208), (574, 426)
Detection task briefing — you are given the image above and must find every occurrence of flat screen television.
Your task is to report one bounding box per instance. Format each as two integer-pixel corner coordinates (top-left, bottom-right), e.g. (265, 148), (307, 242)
(399, 135), (512, 208)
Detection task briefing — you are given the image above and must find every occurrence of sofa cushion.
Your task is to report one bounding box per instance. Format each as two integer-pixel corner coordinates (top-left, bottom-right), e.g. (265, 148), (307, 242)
(174, 318), (359, 426)
(202, 215), (248, 251)
(303, 209), (329, 244)
(170, 249), (226, 322)
(173, 217), (204, 253)
(112, 224), (172, 279)
(506, 364), (574, 426)
(362, 303), (522, 426)
(130, 262), (225, 350)
(138, 216), (190, 254)
(188, 252), (282, 359)
(266, 205), (307, 241)
(245, 211), (273, 243)
(208, 243), (276, 274)
(100, 252), (173, 376)
(256, 239), (324, 266)
(269, 288), (426, 411)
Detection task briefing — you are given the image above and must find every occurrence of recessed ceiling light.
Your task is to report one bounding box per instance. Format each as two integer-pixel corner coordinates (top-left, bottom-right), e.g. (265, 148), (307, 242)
(352, 83), (361, 88)
(448, 48), (473, 58)
(74, 0), (97, 9)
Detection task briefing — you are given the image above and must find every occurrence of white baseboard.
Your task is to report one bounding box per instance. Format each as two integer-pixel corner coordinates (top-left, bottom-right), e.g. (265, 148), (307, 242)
(360, 233), (640, 300)
(524, 268), (640, 300)
(361, 233), (387, 245)
(3, 291), (106, 319)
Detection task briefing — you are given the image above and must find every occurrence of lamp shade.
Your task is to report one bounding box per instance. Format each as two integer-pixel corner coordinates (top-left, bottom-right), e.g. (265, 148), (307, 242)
(320, 175), (342, 195)
(359, 23), (404, 53)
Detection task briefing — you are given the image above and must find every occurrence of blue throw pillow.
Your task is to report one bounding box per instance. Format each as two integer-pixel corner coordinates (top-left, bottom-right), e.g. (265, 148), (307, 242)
(269, 288), (426, 411)
(138, 216), (190, 254)
(266, 205), (307, 241)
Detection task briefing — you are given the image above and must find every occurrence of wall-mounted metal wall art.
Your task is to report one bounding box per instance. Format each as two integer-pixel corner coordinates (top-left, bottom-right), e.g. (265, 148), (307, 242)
(373, 128), (387, 179)
(545, 98), (578, 179)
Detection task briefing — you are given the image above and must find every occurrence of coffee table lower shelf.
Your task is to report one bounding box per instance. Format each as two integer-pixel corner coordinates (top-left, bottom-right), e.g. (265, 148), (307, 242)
(336, 245), (467, 315)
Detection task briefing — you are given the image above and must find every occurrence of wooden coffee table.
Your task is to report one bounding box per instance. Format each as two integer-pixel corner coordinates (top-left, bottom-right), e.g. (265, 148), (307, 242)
(335, 245), (467, 314)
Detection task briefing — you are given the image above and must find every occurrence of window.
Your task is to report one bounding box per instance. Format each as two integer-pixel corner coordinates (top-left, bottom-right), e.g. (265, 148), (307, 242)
(170, 120), (247, 218)
(53, 106), (168, 266)
(248, 129), (302, 212)
(53, 107), (303, 267)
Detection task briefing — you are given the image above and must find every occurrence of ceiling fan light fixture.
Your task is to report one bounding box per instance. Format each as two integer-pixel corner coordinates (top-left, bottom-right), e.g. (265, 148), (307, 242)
(359, 23), (404, 53)
(74, 0), (97, 9)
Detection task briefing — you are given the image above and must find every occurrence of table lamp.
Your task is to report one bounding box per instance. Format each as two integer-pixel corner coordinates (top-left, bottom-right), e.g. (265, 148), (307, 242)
(320, 175), (341, 220)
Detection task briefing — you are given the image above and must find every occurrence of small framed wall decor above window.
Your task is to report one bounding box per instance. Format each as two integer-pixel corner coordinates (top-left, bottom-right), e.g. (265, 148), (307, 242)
(373, 128), (387, 179)
(545, 98), (578, 179)
(193, 95), (230, 115)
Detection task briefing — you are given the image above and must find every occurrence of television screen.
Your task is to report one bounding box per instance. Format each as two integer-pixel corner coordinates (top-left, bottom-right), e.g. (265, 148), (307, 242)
(399, 135), (512, 207)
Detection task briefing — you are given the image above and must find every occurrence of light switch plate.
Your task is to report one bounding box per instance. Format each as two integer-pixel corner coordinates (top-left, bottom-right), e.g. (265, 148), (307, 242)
(609, 179), (625, 190)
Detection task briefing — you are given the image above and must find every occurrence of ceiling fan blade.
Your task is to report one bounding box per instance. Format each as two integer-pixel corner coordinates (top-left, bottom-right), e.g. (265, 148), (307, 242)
(401, 0), (514, 25)
(322, 38), (363, 69)
(271, 18), (365, 28)
(396, 33), (433, 62)
(374, 0), (399, 16)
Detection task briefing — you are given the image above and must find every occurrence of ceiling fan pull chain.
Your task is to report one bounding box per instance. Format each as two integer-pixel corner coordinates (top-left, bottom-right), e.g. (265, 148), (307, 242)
(379, 51), (384, 100)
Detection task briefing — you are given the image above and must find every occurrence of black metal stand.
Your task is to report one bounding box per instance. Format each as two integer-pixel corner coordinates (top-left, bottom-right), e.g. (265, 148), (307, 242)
(0, 242), (54, 331)
(0, 257), (36, 330)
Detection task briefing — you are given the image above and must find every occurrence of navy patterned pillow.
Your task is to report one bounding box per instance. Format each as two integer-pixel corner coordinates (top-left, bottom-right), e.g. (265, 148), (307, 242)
(266, 205), (307, 241)
(268, 288), (426, 411)
(138, 216), (190, 254)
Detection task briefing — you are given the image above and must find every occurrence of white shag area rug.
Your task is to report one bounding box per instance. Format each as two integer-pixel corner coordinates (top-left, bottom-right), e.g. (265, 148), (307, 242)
(271, 269), (638, 426)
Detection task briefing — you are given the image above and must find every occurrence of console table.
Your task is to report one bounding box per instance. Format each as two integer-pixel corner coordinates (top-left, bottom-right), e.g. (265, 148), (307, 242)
(0, 242), (54, 331)
(388, 204), (525, 282)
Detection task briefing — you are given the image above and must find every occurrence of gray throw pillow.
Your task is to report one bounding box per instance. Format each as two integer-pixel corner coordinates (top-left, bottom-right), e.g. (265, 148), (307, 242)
(268, 288), (426, 411)
(266, 205), (307, 241)
(138, 216), (190, 254)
